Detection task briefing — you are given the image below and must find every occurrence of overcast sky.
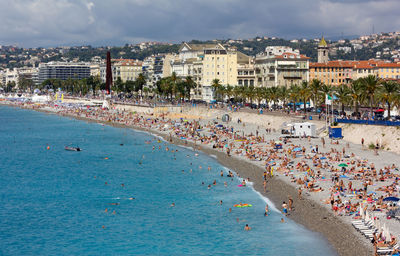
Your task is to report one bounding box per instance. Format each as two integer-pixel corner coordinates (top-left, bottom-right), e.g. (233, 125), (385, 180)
(1, 0), (399, 48)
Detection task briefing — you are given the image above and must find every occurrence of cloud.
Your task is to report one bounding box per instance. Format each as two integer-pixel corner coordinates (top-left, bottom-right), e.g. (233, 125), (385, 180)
(0, 0), (398, 47)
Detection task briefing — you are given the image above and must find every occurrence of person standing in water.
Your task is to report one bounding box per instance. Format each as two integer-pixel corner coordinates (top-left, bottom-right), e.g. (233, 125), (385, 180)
(264, 204), (269, 216)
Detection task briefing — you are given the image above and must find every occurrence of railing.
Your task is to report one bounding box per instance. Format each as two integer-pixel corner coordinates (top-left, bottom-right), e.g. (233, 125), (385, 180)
(336, 119), (400, 126)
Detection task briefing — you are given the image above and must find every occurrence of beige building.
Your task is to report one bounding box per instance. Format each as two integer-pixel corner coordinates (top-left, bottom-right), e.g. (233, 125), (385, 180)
(100, 59), (142, 83)
(172, 43), (247, 102)
(255, 47), (310, 87)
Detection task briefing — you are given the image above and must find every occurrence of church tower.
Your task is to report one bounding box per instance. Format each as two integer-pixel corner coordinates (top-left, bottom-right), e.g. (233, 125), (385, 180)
(317, 37), (329, 63)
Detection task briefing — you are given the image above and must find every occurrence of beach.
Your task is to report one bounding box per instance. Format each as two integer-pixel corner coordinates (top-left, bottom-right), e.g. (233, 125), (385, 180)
(3, 99), (400, 256)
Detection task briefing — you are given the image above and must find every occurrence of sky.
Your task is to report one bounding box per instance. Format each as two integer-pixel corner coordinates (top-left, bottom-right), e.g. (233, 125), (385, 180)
(0, 0), (399, 48)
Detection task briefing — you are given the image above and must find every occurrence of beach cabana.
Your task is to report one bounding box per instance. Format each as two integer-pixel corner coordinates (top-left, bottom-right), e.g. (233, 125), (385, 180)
(292, 122), (316, 137)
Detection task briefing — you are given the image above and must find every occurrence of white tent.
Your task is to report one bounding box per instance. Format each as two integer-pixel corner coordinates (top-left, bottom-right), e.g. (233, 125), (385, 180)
(31, 95), (50, 103)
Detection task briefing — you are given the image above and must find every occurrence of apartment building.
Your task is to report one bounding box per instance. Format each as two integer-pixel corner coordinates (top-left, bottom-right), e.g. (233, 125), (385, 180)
(38, 62), (91, 84)
(255, 46), (309, 87)
(377, 63), (400, 79)
(100, 59), (142, 83)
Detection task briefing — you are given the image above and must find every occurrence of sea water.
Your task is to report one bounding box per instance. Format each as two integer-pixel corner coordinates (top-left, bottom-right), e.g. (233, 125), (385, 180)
(0, 105), (336, 255)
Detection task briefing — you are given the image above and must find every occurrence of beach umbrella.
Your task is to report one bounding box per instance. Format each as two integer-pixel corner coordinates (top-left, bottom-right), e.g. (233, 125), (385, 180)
(216, 124), (224, 128)
(293, 147), (302, 152)
(359, 204), (364, 219)
(338, 163), (348, 167)
(383, 197), (399, 202)
(339, 175), (349, 178)
(383, 223), (391, 242)
(320, 156), (327, 160)
(365, 210), (370, 222)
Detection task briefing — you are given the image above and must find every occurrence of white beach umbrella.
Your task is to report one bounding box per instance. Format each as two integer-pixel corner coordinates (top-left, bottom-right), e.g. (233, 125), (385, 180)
(365, 210), (370, 222)
(383, 224), (391, 242)
(360, 204), (364, 219)
(376, 219), (381, 233)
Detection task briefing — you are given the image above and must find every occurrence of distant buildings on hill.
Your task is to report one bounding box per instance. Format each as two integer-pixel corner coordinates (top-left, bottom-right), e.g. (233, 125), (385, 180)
(1, 35), (400, 102)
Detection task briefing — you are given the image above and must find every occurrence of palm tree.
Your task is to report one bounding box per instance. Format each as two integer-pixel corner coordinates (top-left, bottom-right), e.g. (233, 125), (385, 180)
(309, 79), (323, 111)
(255, 87), (266, 108)
(136, 73), (146, 97)
(288, 84), (300, 112)
(278, 86), (289, 108)
(225, 85), (233, 101)
(268, 86), (280, 107)
(377, 81), (399, 119)
(334, 84), (351, 115)
(211, 79), (223, 101)
(349, 79), (365, 114)
(184, 76), (196, 101)
(361, 75), (380, 112)
(244, 85), (255, 105)
(233, 85), (244, 103)
(298, 81), (311, 113)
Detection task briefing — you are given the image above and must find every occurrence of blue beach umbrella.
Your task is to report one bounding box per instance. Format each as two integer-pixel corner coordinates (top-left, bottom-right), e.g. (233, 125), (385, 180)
(383, 197), (399, 202)
(293, 147), (302, 152)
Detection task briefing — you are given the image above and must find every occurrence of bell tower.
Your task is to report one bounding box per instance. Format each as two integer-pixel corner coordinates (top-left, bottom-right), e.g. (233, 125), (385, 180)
(317, 37), (329, 63)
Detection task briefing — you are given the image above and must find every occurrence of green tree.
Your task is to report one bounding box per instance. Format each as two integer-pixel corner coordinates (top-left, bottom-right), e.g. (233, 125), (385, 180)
(184, 76), (196, 101)
(349, 79), (365, 114)
(377, 81), (398, 119)
(135, 73), (146, 97)
(309, 79), (323, 111)
(361, 75), (380, 112)
(298, 81), (311, 113)
(288, 84), (300, 112)
(334, 84), (351, 114)
(211, 79), (222, 101)
(268, 86), (280, 107)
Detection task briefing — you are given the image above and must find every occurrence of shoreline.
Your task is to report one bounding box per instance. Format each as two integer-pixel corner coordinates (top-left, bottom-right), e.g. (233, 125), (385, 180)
(3, 103), (374, 256)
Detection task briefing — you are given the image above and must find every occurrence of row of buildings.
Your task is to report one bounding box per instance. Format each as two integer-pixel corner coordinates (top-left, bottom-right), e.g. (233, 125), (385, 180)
(1, 38), (400, 102)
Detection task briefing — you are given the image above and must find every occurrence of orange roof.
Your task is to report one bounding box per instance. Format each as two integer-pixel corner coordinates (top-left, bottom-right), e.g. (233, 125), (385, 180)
(376, 63), (400, 68)
(311, 59), (391, 69)
(310, 60), (355, 68)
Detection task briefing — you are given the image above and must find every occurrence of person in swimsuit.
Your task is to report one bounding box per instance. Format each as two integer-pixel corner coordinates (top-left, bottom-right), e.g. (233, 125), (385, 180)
(244, 224), (251, 231)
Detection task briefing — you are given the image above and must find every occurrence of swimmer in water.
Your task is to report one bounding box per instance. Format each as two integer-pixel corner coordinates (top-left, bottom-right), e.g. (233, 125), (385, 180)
(129, 197), (135, 200)
(208, 166), (211, 171)
(213, 180), (216, 185)
(220, 170), (223, 176)
(105, 208), (108, 213)
(229, 208), (232, 213)
(264, 204), (269, 216)
(244, 224), (251, 231)
(281, 218), (285, 223)
(208, 185), (211, 189)
(219, 200), (223, 205)
(171, 202), (175, 207)
(224, 182), (227, 187)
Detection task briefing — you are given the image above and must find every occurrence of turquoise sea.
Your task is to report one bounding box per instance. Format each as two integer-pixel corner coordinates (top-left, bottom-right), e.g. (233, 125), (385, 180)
(0, 105), (335, 255)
